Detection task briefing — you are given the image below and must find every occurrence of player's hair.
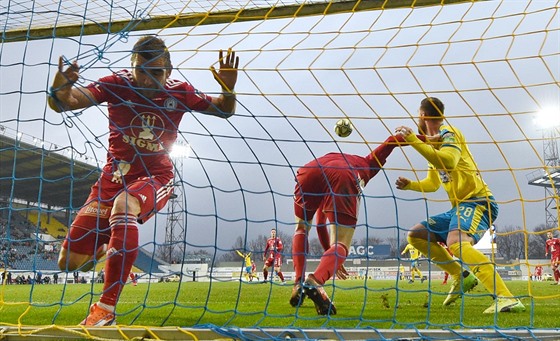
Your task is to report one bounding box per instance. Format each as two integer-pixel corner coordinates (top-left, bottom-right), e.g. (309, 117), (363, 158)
(131, 35), (172, 68)
(420, 97), (445, 118)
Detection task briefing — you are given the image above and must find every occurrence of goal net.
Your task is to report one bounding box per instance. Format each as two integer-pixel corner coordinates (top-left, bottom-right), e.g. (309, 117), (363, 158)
(1, 0), (559, 340)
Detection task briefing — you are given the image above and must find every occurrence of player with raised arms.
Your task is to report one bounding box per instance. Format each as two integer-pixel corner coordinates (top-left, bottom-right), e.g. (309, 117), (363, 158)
(48, 35), (239, 326)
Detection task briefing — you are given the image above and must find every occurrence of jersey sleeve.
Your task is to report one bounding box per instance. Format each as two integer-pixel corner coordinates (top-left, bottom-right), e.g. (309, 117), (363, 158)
(406, 165), (441, 192)
(176, 82), (212, 112)
(85, 73), (122, 104)
(405, 129), (461, 169)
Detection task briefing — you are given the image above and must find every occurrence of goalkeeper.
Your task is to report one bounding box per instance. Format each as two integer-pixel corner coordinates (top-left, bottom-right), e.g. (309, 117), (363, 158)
(394, 97), (524, 314)
(48, 35), (239, 326)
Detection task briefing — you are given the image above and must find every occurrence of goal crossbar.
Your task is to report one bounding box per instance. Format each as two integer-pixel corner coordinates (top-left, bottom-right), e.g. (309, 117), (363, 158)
(3, 0), (482, 43)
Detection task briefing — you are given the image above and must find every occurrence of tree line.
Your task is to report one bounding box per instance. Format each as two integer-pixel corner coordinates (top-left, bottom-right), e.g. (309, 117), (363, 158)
(158, 224), (555, 265)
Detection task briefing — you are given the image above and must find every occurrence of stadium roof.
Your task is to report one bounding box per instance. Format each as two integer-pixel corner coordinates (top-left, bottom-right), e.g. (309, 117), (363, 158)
(0, 133), (100, 209)
(527, 168), (560, 189)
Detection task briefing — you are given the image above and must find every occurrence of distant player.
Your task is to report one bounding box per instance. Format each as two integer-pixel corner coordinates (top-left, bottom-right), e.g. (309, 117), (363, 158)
(129, 272), (137, 286)
(236, 250), (256, 282)
(399, 264), (406, 281)
(401, 243), (424, 283)
(263, 229), (285, 283)
(545, 231), (560, 285)
(251, 260), (259, 281)
(534, 265), (543, 281)
(438, 241), (453, 285)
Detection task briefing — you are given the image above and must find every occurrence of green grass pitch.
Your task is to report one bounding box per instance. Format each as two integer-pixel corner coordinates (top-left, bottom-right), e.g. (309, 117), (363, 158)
(1, 279), (559, 329)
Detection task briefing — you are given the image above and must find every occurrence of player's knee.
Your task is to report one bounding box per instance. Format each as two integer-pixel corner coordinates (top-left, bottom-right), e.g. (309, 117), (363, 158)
(58, 254), (79, 271)
(407, 224), (427, 240)
(58, 249), (90, 271)
(112, 192), (141, 216)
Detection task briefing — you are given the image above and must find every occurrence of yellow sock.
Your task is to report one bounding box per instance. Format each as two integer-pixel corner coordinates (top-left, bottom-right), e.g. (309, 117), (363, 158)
(408, 236), (462, 277)
(414, 268), (423, 278)
(449, 242), (513, 298)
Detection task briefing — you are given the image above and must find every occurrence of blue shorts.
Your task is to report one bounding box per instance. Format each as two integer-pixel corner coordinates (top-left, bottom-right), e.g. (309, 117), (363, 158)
(421, 196), (498, 243)
(245, 266), (252, 273)
(411, 260), (419, 268)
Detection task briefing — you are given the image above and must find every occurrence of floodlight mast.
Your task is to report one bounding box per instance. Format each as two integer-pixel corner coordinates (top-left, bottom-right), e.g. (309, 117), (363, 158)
(162, 141), (191, 263)
(529, 107), (560, 229)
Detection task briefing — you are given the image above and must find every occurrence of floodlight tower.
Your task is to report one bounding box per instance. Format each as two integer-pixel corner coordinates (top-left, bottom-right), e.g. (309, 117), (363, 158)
(528, 108), (560, 229)
(162, 141), (191, 263)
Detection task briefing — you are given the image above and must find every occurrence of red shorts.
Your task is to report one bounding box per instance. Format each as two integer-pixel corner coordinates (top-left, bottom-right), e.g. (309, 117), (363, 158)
(294, 163), (361, 226)
(265, 255), (282, 268)
(62, 173), (173, 255)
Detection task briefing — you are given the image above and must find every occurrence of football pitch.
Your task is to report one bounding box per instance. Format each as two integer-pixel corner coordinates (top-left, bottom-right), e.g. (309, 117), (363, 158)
(1, 279), (559, 330)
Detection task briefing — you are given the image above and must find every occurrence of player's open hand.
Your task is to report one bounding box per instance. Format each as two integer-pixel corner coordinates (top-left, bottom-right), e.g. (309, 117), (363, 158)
(336, 264), (349, 280)
(395, 176), (410, 190)
(211, 48), (239, 94)
(52, 56), (80, 106)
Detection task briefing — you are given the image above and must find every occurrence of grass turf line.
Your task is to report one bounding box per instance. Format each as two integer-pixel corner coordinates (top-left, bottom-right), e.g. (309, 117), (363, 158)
(1, 279), (559, 329)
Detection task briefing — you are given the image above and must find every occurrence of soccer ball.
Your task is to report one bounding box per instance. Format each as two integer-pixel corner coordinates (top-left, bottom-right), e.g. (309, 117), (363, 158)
(334, 118), (353, 138)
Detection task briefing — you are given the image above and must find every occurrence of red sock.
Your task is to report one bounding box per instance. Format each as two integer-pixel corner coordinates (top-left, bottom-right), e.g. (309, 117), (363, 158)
(555, 269), (560, 282)
(278, 272), (284, 281)
(314, 243), (348, 285)
(100, 214), (139, 307)
(263, 268), (268, 280)
(292, 230), (308, 283)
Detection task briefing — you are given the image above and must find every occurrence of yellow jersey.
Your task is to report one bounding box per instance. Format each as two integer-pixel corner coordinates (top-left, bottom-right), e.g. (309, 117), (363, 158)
(402, 244), (420, 260)
(236, 250), (252, 267)
(408, 124), (493, 207)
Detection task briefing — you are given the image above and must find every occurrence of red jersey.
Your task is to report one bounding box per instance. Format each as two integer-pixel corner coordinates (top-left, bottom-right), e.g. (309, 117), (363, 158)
(86, 70), (212, 180)
(294, 153), (380, 221)
(545, 237), (560, 258)
(264, 237), (283, 259)
(535, 266), (543, 276)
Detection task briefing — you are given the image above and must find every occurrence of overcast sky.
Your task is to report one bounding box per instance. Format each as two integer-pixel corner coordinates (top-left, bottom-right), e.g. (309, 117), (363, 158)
(1, 1), (559, 253)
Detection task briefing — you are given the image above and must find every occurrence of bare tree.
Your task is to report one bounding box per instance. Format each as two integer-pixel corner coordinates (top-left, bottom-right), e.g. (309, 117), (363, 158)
(359, 236), (383, 246)
(219, 236), (247, 262)
(386, 237), (400, 258)
(496, 225), (527, 261)
(528, 224), (550, 259)
(309, 238), (325, 256)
